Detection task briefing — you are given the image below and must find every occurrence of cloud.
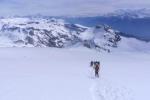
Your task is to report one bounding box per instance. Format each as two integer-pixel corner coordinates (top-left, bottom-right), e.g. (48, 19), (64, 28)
(0, 0), (150, 16)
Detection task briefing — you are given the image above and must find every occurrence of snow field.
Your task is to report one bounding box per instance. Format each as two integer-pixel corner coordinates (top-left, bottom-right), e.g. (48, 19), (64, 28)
(0, 47), (149, 100)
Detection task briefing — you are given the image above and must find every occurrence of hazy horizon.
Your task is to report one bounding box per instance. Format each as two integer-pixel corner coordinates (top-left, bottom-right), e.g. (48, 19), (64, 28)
(0, 0), (150, 16)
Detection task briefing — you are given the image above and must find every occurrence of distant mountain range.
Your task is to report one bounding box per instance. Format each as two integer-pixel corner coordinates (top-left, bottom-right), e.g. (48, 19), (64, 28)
(0, 17), (149, 52)
(105, 9), (150, 18)
(0, 9), (149, 42)
(60, 9), (150, 41)
(0, 17), (122, 52)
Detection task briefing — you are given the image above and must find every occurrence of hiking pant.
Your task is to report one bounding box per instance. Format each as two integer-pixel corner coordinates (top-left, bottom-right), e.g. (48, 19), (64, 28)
(95, 70), (99, 77)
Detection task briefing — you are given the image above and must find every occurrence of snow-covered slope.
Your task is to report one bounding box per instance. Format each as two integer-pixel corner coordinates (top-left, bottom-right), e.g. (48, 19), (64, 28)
(115, 37), (150, 52)
(0, 47), (150, 100)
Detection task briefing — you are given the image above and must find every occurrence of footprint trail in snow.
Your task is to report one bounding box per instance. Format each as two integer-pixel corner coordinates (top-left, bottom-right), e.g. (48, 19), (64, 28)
(90, 77), (134, 100)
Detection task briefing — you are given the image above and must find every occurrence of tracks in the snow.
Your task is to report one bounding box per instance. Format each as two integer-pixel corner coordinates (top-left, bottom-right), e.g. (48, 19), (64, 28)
(90, 78), (134, 100)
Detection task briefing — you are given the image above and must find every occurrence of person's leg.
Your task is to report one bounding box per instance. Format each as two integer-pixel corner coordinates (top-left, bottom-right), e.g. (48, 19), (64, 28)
(95, 71), (99, 78)
(95, 70), (97, 77)
(97, 72), (99, 77)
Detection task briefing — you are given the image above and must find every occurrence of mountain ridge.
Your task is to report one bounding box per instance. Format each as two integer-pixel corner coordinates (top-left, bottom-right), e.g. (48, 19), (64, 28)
(0, 17), (149, 52)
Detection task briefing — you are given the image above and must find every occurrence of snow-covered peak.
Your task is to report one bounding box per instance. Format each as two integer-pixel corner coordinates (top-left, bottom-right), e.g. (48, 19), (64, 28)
(0, 17), (122, 52)
(0, 17), (149, 52)
(105, 9), (150, 18)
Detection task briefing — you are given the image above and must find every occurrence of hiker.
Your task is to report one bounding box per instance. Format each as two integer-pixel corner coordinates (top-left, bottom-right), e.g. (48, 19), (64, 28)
(89, 61), (100, 78)
(90, 61), (94, 67)
(94, 61), (100, 78)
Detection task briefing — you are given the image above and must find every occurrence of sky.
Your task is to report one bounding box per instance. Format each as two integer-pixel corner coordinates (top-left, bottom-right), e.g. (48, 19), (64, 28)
(0, 0), (150, 16)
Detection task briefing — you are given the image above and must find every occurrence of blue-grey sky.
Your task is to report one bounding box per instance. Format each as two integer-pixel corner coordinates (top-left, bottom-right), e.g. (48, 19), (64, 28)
(0, 0), (150, 16)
